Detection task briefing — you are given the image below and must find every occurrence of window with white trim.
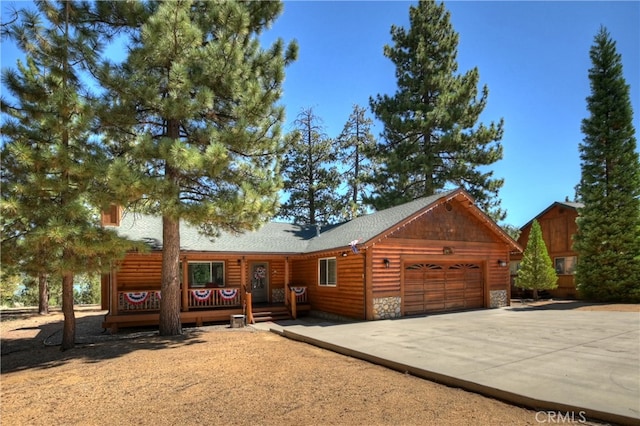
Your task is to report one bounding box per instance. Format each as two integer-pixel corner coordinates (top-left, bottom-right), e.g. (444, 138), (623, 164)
(188, 261), (225, 287)
(319, 257), (337, 286)
(554, 256), (576, 275)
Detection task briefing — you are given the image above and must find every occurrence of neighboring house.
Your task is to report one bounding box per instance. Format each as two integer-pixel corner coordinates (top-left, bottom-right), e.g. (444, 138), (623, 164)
(101, 188), (521, 332)
(510, 201), (584, 299)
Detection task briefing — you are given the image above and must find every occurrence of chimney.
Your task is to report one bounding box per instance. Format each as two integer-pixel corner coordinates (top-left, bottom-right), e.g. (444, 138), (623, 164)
(101, 204), (122, 227)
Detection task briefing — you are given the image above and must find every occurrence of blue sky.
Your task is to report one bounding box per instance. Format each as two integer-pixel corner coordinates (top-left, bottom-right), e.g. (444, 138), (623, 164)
(2, 1), (639, 228)
(260, 1), (640, 227)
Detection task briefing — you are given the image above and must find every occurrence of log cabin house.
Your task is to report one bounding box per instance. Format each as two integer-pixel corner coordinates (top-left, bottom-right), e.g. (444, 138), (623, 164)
(101, 188), (521, 332)
(510, 201), (583, 299)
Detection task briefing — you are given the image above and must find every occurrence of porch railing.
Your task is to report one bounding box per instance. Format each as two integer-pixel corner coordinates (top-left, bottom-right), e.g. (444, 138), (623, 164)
(287, 285), (308, 320)
(290, 286), (308, 304)
(187, 288), (241, 309)
(118, 288), (242, 312)
(117, 285), (305, 316)
(118, 291), (162, 311)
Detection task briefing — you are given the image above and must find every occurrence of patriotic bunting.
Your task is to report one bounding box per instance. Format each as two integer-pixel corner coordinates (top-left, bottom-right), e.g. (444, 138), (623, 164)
(191, 289), (213, 301)
(291, 287), (306, 296)
(124, 292), (150, 304)
(219, 289), (238, 300)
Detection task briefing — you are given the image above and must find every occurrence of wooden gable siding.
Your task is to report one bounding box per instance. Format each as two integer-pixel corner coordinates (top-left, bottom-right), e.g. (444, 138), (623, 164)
(517, 205), (578, 257)
(290, 253), (365, 319)
(389, 200), (496, 243)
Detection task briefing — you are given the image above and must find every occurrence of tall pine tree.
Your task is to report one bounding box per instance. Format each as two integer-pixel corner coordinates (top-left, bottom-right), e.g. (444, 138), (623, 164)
(278, 107), (341, 226)
(98, 1), (297, 335)
(336, 104), (376, 220)
(369, 0), (504, 219)
(574, 27), (640, 302)
(1, 0), (136, 349)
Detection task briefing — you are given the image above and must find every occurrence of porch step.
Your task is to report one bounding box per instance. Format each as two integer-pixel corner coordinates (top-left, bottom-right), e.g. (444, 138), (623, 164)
(252, 310), (291, 323)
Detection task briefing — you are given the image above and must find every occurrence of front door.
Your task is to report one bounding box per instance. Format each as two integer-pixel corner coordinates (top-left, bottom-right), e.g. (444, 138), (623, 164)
(250, 262), (269, 303)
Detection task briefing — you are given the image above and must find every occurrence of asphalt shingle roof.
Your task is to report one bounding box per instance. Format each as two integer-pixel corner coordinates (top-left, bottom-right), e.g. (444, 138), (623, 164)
(110, 190), (460, 254)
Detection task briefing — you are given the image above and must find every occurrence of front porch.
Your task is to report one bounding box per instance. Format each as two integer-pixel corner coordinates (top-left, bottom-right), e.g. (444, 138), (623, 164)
(102, 285), (309, 333)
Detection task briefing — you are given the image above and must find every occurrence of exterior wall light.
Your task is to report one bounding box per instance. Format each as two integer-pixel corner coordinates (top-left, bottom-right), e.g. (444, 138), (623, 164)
(383, 258), (390, 269)
(497, 260), (507, 267)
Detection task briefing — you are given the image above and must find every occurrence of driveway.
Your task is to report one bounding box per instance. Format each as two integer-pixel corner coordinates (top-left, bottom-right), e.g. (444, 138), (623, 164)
(256, 304), (640, 425)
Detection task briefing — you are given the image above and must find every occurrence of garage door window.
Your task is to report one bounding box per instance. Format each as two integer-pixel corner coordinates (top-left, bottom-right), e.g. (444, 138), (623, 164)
(319, 257), (337, 286)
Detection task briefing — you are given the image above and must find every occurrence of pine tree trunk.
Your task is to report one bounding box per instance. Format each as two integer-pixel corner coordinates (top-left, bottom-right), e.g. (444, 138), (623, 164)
(59, 1), (76, 352)
(532, 288), (539, 301)
(38, 272), (49, 315)
(61, 272), (75, 351)
(159, 215), (182, 336)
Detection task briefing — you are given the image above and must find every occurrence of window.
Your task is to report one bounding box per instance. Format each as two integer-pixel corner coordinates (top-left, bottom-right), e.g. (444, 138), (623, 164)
(509, 261), (521, 276)
(554, 256), (576, 275)
(319, 257), (337, 286)
(188, 262), (225, 287)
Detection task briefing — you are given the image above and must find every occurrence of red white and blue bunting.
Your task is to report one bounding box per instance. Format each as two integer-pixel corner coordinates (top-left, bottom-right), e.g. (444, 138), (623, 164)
(191, 289), (213, 301)
(291, 287), (306, 296)
(124, 292), (149, 304)
(219, 289), (238, 300)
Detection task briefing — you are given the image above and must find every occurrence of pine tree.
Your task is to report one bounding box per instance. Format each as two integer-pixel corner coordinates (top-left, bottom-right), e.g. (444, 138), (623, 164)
(515, 220), (558, 300)
(368, 0), (504, 219)
(574, 27), (640, 302)
(1, 0), (137, 349)
(98, 1), (297, 335)
(336, 104), (377, 220)
(278, 107), (341, 226)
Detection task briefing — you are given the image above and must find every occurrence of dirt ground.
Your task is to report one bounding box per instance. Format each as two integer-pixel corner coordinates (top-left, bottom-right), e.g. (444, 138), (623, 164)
(1, 302), (636, 426)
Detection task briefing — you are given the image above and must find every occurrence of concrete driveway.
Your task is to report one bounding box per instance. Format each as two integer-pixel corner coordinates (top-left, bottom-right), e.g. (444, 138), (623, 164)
(255, 303), (640, 425)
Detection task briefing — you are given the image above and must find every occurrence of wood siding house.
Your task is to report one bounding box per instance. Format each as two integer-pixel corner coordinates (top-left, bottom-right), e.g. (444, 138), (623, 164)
(510, 201), (583, 299)
(101, 188), (521, 331)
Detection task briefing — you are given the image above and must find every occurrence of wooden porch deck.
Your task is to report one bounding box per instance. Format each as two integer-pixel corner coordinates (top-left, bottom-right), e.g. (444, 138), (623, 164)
(102, 304), (310, 333)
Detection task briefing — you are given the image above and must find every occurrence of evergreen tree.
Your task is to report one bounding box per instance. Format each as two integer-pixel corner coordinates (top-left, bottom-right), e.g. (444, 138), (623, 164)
(0, 269), (22, 307)
(278, 107), (341, 226)
(1, 0), (137, 349)
(500, 223), (521, 241)
(574, 27), (640, 302)
(368, 0), (504, 219)
(98, 1), (297, 335)
(336, 104), (377, 220)
(515, 220), (558, 300)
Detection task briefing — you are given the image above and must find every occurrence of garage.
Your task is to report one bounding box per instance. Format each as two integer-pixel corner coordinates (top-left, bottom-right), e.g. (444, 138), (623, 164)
(403, 262), (484, 315)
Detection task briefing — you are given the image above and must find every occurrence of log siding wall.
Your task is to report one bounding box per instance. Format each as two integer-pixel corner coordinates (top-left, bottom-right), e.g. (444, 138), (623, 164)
(290, 253), (366, 320)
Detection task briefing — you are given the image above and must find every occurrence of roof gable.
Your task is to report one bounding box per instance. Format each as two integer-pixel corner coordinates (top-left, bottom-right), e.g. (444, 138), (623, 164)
(304, 191), (451, 253)
(520, 201), (584, 231)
